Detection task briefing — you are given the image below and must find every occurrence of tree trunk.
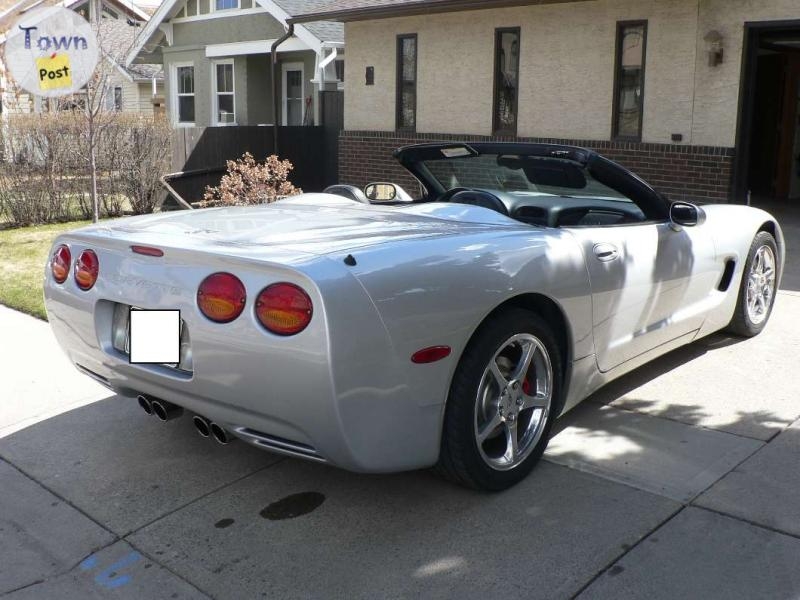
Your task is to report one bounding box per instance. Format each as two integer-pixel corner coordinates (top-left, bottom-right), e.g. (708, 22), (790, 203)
(89, 114), (98, 223)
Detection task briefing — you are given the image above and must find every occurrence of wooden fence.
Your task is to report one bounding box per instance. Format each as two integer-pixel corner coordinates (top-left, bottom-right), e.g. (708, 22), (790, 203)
(168, 125), (339, 205)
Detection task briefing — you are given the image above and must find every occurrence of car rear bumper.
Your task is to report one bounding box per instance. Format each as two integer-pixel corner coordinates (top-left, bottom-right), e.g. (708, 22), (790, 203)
(43, 247), (444, 473)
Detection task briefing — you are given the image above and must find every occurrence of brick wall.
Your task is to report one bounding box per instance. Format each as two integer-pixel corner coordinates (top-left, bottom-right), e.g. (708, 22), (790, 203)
(339, 131), (736, 203)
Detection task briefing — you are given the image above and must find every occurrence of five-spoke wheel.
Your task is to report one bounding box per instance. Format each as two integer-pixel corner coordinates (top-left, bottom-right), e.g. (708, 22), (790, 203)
(437, 308), (562, 491)
(727, 231), (779, 337)
(745, 244), (776, 326)
(474, 333), (552, 471)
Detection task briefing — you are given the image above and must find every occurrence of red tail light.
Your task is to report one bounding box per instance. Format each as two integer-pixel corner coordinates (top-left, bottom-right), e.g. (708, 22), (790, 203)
(51, 245), (71, 283)
(255, 283), (313, 335)
(74, 250), (99, 290)
(197, 272), (246, 323)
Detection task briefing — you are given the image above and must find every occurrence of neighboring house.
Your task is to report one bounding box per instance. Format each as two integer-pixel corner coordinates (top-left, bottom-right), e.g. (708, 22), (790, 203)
(127, 0), (344, 129)
(0, 0), (164, 115)
(96, 18), (165, 114)
(291, 0), (800, 206)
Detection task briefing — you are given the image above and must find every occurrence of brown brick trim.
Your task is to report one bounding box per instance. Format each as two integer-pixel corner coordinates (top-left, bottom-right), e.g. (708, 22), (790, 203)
(339, 130), (735, 203)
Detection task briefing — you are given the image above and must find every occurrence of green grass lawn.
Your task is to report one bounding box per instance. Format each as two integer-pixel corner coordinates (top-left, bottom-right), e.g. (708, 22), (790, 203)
(0, 221), (90, 320)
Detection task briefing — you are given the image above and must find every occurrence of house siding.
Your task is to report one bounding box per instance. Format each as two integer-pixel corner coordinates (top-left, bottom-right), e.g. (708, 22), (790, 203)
(171, 12), (286, 47)
(340, 0), (800, 202)
(164, 14), (319, 127)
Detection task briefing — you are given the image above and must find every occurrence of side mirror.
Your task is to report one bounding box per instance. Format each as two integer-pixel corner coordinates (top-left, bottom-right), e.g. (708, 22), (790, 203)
(670, 202), (704, 227)
(364, 182), (397, 202)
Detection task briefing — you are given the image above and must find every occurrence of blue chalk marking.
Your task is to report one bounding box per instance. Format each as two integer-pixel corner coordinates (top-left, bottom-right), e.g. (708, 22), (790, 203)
(79, 555), (98, 571)
(93, 551), (142, 589)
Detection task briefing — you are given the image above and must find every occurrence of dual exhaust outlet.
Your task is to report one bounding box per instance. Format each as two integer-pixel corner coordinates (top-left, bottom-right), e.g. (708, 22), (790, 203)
(137, 394), (234, 445)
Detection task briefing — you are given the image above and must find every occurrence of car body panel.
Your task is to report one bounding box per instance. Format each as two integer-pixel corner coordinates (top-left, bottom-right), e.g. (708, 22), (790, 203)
(565, 220), (718, 371)
(43, 145), (785, 474)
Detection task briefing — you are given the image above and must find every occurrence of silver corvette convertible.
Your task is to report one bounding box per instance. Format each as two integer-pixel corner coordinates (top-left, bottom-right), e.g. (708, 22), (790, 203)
(44, 143), (784, 490)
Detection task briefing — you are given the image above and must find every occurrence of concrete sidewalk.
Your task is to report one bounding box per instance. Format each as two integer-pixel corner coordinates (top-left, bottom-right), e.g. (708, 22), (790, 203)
(1, 290), (799, 598)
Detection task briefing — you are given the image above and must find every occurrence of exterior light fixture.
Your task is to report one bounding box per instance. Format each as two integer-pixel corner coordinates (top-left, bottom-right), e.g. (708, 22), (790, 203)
(704, 30), (724, 67)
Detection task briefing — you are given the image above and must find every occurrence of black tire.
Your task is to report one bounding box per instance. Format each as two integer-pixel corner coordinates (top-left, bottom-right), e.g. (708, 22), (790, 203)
(436, 308), (563, 491)
(726, 231), (779, 337)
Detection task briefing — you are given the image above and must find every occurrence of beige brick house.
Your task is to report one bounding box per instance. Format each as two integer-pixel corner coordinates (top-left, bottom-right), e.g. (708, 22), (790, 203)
(292, 0), (800, 207)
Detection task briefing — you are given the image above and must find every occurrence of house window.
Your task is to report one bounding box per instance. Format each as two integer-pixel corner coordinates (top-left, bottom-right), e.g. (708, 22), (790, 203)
(215, 0), (237, 10)
(174, 64), (195, 124)
(282, 62), (304, 125)
(335, 59), (344, 82)
(396, 34), (417, 130)
(493, 27), (520, 136)
(213, 61), (235, 125)
(103, 86), (122, 111)
(613, 21), (647, 140)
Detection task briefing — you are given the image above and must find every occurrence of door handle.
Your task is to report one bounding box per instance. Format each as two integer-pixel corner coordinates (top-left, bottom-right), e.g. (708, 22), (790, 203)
(593, 243), (619, 262)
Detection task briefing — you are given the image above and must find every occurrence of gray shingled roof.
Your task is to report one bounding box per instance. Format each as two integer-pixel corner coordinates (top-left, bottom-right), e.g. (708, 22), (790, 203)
(272, 0), (343, 42)
(98, 18), (163, 80)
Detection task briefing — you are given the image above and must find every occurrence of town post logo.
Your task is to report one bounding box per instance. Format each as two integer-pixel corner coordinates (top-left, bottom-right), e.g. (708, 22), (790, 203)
(5, 7), (98, 98)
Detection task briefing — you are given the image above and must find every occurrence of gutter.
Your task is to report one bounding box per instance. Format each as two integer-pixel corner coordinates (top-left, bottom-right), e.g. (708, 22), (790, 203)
(288, 0), (559, 24)
(270, 23), (294, 155)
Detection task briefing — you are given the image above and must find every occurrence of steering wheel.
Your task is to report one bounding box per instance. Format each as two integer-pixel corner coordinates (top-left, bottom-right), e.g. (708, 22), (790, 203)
(436, 187), (472, 203)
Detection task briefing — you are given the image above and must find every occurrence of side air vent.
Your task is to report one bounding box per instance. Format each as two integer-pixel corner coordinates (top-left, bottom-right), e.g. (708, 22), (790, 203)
(718, 259), (736, 292)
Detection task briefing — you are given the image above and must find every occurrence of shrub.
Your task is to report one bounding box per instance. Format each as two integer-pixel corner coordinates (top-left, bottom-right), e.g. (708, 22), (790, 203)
(200, 153), (302, 207)
(0, 113), (171, 226)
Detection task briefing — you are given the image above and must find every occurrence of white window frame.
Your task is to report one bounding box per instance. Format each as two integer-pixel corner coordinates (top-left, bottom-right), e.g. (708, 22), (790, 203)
(212, 0), (239, 12)
(211, 59), (236, 126)
(171, 61), (195, 127)
(281, 61), (304, 126)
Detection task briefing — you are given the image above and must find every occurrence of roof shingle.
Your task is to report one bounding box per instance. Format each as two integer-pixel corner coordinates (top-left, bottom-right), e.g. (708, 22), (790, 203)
(272, 0), (343, 42)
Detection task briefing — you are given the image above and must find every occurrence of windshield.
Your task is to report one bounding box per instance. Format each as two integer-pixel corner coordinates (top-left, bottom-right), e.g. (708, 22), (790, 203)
(423, 154), (631, 202)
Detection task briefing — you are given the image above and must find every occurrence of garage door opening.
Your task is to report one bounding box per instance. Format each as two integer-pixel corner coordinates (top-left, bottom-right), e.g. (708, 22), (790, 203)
(736, 21), (800, 211)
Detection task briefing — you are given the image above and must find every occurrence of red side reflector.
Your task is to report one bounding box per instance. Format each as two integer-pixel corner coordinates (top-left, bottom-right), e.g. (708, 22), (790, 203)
(131, 245), (164, 257)
(411, 346), (452, 364)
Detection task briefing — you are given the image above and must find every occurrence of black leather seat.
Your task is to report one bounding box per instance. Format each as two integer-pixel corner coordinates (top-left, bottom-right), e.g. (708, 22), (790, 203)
(323, 185), (371, 204)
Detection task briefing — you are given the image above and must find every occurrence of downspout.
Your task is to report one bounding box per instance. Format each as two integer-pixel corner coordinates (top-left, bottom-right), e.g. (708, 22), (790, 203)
(270, 24), (294, 155)
(318, 46), (338, 76)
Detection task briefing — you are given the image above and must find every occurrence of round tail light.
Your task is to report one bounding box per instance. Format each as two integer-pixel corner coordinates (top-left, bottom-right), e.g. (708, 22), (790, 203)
(255, 283), (313, 335)
(197, 272), (246, 323)
(74, 250), (99, 290)
(50, 245), (71, 283)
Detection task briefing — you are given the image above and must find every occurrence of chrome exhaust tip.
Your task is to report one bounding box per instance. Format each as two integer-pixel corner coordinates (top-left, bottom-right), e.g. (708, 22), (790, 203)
(137, 395), (153, 415)
(209, 422), (234, 445)
(151, 398), (184, 422)
(192, 415), (211, 438)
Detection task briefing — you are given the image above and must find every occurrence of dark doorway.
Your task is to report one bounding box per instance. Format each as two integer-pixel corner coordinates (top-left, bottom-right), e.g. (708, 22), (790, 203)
(736, 22), (800, 208)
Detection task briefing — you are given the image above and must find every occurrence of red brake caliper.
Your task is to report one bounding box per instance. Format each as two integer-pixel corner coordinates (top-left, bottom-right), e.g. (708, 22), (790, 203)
(522, 379), (531, 395)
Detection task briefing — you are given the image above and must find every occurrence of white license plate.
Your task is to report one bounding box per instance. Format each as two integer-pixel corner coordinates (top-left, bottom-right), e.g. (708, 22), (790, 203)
(112, 304), (188, 370)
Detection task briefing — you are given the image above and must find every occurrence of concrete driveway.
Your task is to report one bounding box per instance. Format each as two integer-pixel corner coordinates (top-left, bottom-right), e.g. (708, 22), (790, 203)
(2, 215), (799, 599)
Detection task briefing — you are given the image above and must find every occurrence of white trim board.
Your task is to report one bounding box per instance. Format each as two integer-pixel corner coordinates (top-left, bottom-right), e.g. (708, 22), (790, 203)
(205, 37), (309, 57)
(170, 6), (266, 23)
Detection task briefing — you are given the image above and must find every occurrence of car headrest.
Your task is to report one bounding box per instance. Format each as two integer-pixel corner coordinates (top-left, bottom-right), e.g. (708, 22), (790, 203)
(449, 190), (509, 216)
(323, 184), (371, 204)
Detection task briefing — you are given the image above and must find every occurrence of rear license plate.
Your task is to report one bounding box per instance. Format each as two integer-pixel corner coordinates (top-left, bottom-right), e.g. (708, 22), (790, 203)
(111, 303), (192, 372)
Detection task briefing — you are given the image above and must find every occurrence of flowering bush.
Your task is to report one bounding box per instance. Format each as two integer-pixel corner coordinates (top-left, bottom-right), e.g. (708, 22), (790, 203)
(200, 153), (301, 207)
